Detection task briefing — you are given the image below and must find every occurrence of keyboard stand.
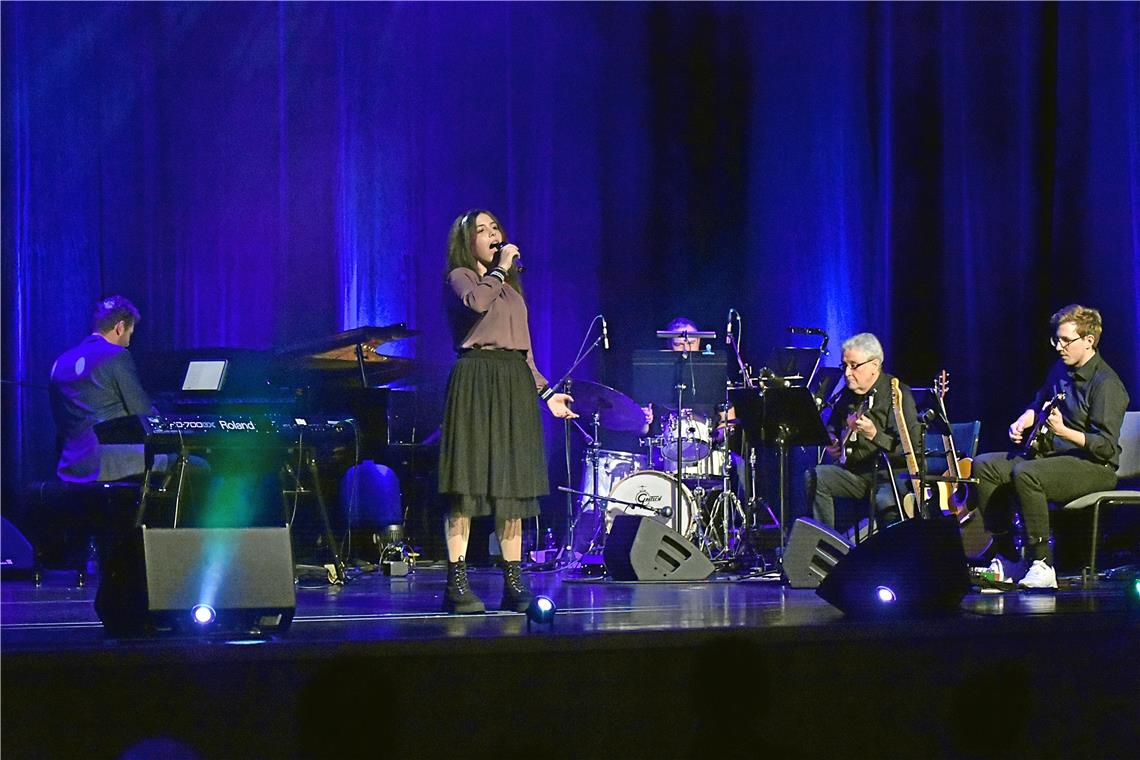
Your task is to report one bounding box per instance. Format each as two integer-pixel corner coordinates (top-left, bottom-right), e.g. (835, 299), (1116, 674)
(280, 445), (348, 584)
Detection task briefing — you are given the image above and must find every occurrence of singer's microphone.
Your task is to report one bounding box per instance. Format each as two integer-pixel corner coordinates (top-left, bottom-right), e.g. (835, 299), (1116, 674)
(601, 315), (610, 350)
(789, 326), (826, 335)
(489, 241), (524, 273)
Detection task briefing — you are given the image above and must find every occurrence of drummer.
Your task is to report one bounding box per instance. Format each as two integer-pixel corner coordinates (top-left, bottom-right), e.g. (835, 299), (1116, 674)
(642, 316), (734, 438)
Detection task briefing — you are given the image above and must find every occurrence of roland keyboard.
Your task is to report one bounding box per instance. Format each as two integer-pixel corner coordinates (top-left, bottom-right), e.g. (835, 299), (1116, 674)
(94, 413), (355, 451)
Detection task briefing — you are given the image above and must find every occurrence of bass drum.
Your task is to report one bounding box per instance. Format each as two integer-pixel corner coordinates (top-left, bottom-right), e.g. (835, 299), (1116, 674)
(605, 471), (695, 538)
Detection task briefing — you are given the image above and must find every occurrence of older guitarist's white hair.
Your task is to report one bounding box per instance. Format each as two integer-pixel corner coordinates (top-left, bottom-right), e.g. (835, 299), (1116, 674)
(841, 332), (884, 362)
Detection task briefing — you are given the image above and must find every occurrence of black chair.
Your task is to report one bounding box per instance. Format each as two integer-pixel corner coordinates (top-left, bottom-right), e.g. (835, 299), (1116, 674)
(923, 420), (982, 474)
(1056, 411), (1140, 581)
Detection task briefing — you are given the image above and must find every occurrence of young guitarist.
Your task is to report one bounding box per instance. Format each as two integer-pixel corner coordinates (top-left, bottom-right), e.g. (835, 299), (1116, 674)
(804, 333), (920, 534)
(971, 305), (1129, 589)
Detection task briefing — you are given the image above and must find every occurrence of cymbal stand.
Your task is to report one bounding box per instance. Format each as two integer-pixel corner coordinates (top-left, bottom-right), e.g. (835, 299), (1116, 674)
(574, 412), (609, 555)
(717, 408), (747, 560)
(672, 343), (691, 536)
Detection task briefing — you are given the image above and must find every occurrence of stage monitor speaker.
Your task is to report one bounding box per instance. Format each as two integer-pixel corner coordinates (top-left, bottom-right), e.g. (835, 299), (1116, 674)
(1, 516), (35, 573)
(604, 515), (714, 581)
(816, 516), (970, 616)
(783, 518), (850, 588)
(95, 526), (296, 635)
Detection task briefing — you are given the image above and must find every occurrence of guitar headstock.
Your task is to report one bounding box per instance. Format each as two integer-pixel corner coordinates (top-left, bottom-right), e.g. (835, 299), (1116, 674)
(934, 369), (950, 400)
(891, 377), (902, 409)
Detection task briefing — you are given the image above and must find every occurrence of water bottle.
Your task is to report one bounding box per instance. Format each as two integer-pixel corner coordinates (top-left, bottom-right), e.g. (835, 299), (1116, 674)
(544, 527), (557, 550)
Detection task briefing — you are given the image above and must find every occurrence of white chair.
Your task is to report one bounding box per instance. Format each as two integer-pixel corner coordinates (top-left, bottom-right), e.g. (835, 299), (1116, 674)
(1059, 410), (1140, 580)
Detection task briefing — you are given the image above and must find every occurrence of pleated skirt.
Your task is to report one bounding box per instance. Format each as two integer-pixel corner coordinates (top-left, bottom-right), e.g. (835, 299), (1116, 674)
(438, 349), (547, 518)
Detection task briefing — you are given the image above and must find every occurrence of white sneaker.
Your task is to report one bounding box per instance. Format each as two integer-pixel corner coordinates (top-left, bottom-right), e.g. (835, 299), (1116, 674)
(1018, 559), (1058, 590)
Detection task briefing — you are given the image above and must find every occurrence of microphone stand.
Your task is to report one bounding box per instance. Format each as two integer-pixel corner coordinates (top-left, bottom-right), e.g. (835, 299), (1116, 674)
(547, 320), (607, 564)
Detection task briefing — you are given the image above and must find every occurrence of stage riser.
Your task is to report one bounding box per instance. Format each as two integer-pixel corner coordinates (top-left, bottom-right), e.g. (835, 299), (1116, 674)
(4, 623), (1136, 758)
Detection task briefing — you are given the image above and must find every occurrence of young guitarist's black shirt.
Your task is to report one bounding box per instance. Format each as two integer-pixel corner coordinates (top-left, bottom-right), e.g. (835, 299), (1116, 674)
(1029, 352), (1129, 469)
(826, 370), (921, 475)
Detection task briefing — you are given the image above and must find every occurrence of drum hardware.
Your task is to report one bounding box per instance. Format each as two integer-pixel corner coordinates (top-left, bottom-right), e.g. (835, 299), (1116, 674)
(656, 328), (718, 536)
(687, 397), (747, 561)
(546, 317), (612, 567)
(560, 378), (651, 558)
(557, 486), (675, 519)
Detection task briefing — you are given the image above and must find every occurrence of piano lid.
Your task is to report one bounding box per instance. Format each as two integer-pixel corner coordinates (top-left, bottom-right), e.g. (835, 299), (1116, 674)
(274, 324), (417, 362)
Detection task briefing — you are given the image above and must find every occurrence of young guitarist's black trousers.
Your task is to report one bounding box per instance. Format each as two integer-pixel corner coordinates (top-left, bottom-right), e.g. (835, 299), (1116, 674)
(972, 452), (1117, 560)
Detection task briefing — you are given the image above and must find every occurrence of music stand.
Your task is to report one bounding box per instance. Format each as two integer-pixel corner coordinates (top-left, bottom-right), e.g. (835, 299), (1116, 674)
(730, 385), (830, 556)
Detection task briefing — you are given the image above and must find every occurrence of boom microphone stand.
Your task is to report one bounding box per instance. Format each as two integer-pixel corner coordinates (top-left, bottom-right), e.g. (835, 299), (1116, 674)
(549, 316), (609, 560)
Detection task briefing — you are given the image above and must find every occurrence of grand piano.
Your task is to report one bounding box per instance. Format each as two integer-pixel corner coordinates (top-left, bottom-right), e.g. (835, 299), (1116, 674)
(107, 325), (422, 580)
(134, 325), (418, 456)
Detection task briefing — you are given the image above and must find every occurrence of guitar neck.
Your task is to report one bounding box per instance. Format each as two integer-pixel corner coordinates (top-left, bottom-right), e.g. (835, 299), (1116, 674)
(891, 378), (920, 477)
(1019, 392), (1065, 458)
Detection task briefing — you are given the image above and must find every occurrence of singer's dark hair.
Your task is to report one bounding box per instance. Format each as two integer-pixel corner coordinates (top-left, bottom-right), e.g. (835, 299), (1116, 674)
(446, 209), (522, 294)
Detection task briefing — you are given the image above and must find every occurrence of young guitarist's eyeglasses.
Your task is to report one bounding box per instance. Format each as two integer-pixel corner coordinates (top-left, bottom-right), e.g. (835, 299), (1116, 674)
(1049, 334), (1085, 349)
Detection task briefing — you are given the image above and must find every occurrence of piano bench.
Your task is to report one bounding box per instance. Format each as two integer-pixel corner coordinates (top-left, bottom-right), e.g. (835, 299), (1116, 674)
(21, 480), (142, 587)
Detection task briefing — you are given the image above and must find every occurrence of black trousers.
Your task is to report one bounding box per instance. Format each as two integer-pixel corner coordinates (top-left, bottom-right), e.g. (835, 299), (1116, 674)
(804, 464), (902, 532)
(972, 452), (1117, 548)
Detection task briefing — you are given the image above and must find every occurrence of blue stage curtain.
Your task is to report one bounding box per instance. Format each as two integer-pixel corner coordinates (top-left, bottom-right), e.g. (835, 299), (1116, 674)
(4, 3), (1137, 519)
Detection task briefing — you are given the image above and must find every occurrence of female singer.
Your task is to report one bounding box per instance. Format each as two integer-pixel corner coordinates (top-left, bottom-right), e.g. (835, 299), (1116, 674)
(438, 209), (576, 613)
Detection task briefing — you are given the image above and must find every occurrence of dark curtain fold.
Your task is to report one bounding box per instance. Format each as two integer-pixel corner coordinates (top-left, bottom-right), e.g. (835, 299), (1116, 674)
(4, 2), (1138, 520)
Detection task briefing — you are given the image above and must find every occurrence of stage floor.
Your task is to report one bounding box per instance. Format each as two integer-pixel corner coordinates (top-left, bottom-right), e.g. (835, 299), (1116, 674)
(2, 563), (1138, 759)
(1, 561), (1134, 649)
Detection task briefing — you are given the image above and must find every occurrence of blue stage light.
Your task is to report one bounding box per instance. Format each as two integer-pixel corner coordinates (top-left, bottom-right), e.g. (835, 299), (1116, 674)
(525, 595), (557, 628)
(875, 586), (897, 604)
(191, 604), (217, 625)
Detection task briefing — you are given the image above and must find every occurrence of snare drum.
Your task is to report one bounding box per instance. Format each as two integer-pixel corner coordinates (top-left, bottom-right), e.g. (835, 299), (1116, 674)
(660, 409), (711, 462)
(605, 470), (695, 537)
(578, 449), (647, 509)
(661, 447), (727, 481)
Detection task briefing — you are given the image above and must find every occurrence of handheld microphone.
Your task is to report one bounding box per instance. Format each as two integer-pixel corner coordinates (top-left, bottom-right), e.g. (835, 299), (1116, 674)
(660, 506), (673, 519)
(726, 309), (734, 346)
(601, 315), (610, 350)
(789, 326), (826, 335)
(489, 241), (524, 273)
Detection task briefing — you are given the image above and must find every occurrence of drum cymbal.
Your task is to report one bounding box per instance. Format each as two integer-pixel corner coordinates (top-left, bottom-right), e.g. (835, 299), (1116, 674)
(566, 379), (646, 432)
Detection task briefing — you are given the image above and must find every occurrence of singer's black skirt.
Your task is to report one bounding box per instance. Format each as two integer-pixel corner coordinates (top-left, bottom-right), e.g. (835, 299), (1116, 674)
(438, 349), (547, 519)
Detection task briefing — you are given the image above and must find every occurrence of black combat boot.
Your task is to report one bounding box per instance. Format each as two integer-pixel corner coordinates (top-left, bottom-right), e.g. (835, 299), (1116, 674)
(500, 560), (533, 612)
(444, 559), (485, 614)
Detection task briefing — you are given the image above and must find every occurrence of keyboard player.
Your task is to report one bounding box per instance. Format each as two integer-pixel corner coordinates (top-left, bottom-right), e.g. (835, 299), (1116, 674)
(49, 295), (169, 483)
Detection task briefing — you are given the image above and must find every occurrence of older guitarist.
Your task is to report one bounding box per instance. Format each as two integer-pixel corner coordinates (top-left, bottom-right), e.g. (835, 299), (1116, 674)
(972, 304), (1129, 589)
(804, 333), (920, 534)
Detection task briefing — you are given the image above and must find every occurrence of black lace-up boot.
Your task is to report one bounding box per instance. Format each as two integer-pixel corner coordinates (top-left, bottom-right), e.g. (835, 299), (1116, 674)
(444, 559), (485, 614)
(500, 560), (533, 612)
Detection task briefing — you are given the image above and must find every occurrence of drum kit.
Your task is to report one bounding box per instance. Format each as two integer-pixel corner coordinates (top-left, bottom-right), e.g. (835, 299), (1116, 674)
(561, 377), (754, 563)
